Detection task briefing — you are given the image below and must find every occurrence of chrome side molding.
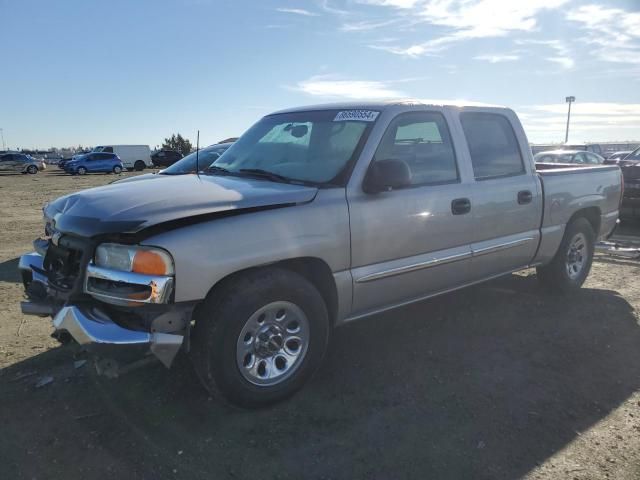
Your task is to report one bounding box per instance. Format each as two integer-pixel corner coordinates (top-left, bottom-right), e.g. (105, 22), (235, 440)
(355, 237), (535, 284)
(356, 250), (472, 283)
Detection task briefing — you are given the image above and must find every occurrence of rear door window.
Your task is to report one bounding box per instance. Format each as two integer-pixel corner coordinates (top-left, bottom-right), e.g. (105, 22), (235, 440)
(460, 112), (525, 180)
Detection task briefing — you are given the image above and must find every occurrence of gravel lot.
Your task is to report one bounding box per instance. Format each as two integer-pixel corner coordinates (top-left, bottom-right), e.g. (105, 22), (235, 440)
(1, 170), (639, 480)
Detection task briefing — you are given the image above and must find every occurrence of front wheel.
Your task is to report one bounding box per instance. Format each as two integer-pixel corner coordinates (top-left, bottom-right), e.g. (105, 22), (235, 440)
(134, 160), (145, 171)
(113, 165), (123, 174)
(26, 165), (38, 174)
(77, 166), (87, 175)
(537, 217), (595, 293)
(191, 268), (330, 408)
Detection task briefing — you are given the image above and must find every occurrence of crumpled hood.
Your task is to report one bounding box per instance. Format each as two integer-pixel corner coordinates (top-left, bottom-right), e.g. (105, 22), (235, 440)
(45, 174), (318, 238)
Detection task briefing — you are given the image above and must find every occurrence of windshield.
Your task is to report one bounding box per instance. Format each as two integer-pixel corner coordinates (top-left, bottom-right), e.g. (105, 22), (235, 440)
(92, 146), (104, 152)
(627, 148), (640, 161)
(211, 110), (375, 185)
(162, 145), (230, 174)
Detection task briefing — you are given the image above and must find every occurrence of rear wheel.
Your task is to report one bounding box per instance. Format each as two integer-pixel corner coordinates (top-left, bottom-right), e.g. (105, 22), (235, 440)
(26, 165), (38, 174)
(134, 160), (145, 171)
(191, 268), (330, 408)
(537, 217), (595, 293)
(113, 165), (123, 174)
(77, 166), (87, 175)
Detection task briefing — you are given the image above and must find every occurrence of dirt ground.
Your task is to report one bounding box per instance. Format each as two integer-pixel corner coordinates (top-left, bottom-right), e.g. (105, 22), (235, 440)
(0, 170), (639, 480)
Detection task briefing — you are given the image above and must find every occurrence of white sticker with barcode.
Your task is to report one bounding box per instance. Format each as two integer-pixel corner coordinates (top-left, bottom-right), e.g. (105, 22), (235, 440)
(333, 110), (380, 122)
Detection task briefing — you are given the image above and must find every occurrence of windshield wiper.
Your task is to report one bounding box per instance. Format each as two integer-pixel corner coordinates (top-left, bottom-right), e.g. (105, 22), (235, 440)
(203, 165), (232, 175)
(238, 168), (293, 183)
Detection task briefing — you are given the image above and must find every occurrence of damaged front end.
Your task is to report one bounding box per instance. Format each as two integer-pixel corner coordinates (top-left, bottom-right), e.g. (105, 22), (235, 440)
(19, 233), (190, 368)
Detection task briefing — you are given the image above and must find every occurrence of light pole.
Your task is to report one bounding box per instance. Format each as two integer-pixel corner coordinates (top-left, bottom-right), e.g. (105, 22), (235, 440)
(565, 96), (575, 143)
(0, 128), (6, 151)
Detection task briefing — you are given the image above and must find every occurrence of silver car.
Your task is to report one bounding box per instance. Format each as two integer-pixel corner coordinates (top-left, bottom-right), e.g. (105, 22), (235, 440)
(0, 153), (45, 174)
(533, 149), (604, 165)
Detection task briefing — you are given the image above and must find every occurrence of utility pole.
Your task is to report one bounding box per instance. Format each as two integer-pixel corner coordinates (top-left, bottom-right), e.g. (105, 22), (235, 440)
(565, 96), (575, 143)
(0, 128), (6, 151)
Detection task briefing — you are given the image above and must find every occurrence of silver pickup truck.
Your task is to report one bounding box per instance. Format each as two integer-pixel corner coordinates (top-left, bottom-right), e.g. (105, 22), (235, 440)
(18, 101), (623, 407)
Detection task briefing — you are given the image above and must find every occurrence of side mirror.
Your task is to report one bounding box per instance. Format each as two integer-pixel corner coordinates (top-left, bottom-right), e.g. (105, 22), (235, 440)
(363, 159), (412, 194)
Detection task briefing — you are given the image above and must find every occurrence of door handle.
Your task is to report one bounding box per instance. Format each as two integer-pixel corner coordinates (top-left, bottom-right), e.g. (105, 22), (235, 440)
(451, 198), (471, 215)
(518, 190), (533, 205)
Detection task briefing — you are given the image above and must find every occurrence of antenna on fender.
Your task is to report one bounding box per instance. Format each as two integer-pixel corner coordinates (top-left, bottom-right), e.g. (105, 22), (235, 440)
(195, 130), (200, 179)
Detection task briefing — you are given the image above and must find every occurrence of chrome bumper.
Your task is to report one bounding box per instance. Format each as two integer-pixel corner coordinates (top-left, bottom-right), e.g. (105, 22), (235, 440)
(19, 251), (48, 286)
(53, 306), (183, 367)
(18, 251), (183, 367)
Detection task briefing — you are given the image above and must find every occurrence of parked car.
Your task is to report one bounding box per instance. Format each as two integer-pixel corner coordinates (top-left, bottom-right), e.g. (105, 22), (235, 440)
(63, 152), (124, 175)
(58, 152), (88, 170)
(91, 145), (151, 171)
(0, 153), (45, 174)
(619, 147), (640, 218)
(57, 158), (72, 169)
(534, 150), (604, 165)
(113, 143), (234, 185)
(43, 154), (63, 165)
(19, 101), (622, 407)
(604, 151), (633, 164)
(151, 149), (183, 168)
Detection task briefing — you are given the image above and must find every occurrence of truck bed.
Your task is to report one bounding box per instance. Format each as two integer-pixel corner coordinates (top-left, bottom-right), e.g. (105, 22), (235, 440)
(532, 163), (622, 265)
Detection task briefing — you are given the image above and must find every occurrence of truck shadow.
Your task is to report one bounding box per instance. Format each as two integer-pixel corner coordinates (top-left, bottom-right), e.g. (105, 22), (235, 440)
(0, 257), (21, 284)
(1, 274), (639, 479)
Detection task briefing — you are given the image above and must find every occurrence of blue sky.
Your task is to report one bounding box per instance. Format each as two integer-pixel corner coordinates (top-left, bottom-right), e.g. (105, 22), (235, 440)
(1, 0), (639, 149)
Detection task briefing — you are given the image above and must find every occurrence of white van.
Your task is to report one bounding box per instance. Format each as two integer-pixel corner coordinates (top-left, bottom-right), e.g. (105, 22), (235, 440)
(92, 145), (152, 171)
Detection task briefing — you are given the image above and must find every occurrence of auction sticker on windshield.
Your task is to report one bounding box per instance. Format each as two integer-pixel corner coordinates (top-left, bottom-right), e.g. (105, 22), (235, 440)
(334, 110), (380, 122)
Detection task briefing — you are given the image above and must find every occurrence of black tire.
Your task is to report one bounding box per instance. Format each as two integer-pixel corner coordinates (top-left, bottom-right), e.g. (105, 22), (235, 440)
(536, 217), (595, 293)
(134, 160), (145, 171)
(191, 267), (330, 408)
(27, 165), (38, 174)
(113, 165), (123, 174)
(77, 166), (87, 175)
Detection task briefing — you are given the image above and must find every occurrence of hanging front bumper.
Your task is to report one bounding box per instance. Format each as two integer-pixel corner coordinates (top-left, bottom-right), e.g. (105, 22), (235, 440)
(18, 250), (184, 367)
(52, 305), (183, 367)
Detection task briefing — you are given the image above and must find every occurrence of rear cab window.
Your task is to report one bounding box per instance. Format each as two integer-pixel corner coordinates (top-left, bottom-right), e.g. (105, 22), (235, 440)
(460, 112), (525, 180)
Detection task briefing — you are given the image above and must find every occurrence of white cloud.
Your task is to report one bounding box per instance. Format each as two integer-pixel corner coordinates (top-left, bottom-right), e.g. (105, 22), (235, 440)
(341, 19), (399, 31)
(276, 8), (320, 16)
(547, 56), (574, 68)
(529, 103), (640, 116)
(367, 0), (569, 57)
(293, 76), (405, 99)
(567, 4), (640, 64)
(519, 102), (640, 142)
(419, 0), (569, 38)
(369, 35), (457, 57)
(567, 4), (640, 34)
(516, 39), (574, 69)
(355, 0), (421, 8)
(474, 53), (520, 63)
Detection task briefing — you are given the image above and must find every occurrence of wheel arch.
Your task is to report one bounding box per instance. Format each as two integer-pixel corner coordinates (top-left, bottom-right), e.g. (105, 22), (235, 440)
(195, 257), (340, 327)
(568, 206), (601, 236)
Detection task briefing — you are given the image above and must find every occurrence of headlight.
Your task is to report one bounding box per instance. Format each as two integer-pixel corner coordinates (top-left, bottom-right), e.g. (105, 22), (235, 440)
(95, 243), (174, 276)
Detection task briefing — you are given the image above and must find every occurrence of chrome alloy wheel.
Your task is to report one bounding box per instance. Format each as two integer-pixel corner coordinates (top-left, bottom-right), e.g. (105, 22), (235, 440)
(236, 301), (310, 386)
(566, 232), (587, 280)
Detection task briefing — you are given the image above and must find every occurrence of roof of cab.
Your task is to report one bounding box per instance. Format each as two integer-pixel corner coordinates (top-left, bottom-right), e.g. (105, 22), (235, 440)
(270, 99), (506, 115)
